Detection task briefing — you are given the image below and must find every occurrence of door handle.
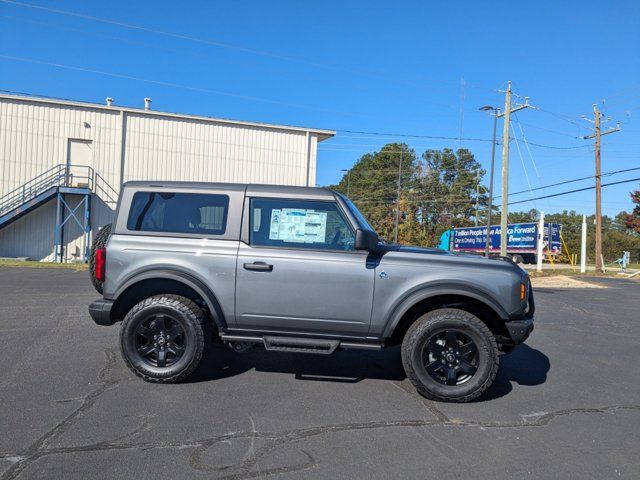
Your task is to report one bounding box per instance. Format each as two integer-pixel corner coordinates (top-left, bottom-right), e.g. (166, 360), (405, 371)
(243, 261), (273, 272)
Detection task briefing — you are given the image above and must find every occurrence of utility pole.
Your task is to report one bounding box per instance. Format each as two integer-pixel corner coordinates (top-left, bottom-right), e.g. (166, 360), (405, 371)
(582, 104), (620, 272)
(394, 150), (403, 243)
(496, 82), (533, 257)
(594, 108), (603, 272)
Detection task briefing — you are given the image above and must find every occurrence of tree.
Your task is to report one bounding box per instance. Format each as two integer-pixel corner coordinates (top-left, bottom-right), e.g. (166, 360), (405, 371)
(332, 143), (418, 241)
(508, 209), (539, 224)
(624, 188), (640, 234)
(332, 145), (486, 246)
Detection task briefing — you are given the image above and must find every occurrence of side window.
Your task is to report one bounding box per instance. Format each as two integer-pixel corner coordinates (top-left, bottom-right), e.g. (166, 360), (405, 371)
(249, 198), (355, 250)
(127, 192), (229, 235)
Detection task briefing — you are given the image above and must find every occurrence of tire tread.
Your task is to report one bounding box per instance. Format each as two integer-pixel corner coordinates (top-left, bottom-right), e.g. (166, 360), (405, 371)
(401, 308), (499, 403)
(120, 294), (205, 383)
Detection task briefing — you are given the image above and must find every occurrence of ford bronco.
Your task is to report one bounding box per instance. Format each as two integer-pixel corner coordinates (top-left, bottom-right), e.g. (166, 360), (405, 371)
(89, 182), (534, 402)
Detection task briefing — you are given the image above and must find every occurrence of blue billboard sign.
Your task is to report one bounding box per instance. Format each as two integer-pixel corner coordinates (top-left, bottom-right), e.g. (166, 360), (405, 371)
(451, 222), (562, 254)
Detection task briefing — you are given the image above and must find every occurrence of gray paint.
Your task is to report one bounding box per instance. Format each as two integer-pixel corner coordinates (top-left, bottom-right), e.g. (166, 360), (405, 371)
(104, 182), (530, 341)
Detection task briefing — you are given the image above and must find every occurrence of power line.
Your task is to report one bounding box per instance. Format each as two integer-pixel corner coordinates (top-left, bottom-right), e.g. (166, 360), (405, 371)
(344, 167), (640, 201)
(495, 166), (640, 199)
(510, 121), (534, 198)
(0, 0), (493, 100)
(336, 130), (494, 143)
(0, 55), (391, 121)
(333, 129), (589, 149)
(347, 176), (640, 206)
(507, 177), (640, 206)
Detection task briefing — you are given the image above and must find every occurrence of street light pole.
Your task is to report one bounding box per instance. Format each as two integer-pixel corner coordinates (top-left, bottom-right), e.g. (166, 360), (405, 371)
(394, 151), (403, 244)
(341, 169), (351, 197)
(479, 106), (500, 257)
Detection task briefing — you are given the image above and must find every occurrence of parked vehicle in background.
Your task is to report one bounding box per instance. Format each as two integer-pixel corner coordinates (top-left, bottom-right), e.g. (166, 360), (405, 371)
(438, 222), (562, 264)
(88, 182), (535, 402)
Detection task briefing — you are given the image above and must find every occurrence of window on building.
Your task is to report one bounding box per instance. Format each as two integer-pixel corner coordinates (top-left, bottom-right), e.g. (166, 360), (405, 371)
(127, 192), (229, 235)
(249, 198), (355, 250)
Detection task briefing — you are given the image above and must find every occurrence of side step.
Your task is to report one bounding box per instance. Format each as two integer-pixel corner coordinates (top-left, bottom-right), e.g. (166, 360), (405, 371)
(264, 336), (339, 355)
(220, 334), (382, 354)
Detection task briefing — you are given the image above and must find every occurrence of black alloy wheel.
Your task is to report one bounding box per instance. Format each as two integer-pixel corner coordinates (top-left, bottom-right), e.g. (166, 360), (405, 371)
(120, 294), (206, 383)
(401, 308), (499, 402)
(422, 330), (478, 386)
(134, 314), (186, 368)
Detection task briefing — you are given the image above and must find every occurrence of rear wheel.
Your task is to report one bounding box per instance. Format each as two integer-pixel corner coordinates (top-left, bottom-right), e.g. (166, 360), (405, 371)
(89, 224), (111, 294)
(401, 308), (499, 402)
(120, 294), (206, 383)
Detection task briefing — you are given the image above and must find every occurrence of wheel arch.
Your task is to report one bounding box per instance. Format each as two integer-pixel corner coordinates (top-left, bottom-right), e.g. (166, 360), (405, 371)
(383, 285), (509, 346)
(110, 269), (227, 329)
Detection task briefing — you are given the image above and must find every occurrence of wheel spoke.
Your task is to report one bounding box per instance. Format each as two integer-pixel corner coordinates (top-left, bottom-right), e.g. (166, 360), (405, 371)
(445, 367), (457, 385)
(157, 349), (167, 367)
(137, 344), (155, 357)
(168, 344), (184, 356)
(458, 360), (477, 375)
(445, 330), (457, 349)
(166, 325), (182, 340)
(427, 339), (444, 356)
(155, 315), (167, 332)
(425, 361), (441, 377)
(136, 325), (155, 340)
(458, 341), (476, 357)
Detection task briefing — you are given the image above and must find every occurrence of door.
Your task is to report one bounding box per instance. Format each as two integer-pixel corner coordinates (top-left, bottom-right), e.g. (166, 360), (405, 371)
(66, 138), (93, 187)
(234, 197), (375, 336)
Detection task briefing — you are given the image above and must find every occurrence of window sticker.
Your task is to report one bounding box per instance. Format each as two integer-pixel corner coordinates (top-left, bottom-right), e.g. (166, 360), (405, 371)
(269, 208), (327, 243)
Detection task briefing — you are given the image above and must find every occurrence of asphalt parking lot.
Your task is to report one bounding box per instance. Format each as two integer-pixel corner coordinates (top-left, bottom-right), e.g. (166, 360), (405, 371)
(0, 267), (639, 480)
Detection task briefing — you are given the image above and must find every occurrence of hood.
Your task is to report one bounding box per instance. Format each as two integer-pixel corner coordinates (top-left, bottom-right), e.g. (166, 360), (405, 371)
(379, 243), (523, 271)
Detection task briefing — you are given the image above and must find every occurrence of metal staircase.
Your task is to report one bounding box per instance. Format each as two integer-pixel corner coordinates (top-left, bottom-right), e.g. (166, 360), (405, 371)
(0, 164), (118, 261)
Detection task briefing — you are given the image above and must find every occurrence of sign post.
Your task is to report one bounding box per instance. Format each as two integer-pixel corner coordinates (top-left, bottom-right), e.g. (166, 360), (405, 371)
(580, 215), (587, 273)
(536, 212), (545, 272)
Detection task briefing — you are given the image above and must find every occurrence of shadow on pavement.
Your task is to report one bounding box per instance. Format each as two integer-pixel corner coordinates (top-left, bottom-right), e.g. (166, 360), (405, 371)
(189, 341), (549, 403)
(189, 343), (407, 384)
(476, 344), (550, 402)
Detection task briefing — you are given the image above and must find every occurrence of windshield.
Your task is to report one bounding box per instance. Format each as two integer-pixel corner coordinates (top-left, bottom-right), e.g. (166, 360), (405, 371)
(337, 193), (377, 233)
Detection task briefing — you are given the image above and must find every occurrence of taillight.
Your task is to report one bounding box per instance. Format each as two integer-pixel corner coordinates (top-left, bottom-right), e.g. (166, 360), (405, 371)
(519, 282), (526, 301)
(96, 248), (106, 282)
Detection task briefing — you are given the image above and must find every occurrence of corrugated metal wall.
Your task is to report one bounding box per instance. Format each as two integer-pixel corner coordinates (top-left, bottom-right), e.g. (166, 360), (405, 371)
(123, 113), (310, 186)
(0, 96), (324, 261)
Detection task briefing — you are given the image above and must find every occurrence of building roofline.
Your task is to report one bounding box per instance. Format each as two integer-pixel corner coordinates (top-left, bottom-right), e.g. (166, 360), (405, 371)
(0, 93), (336, 141)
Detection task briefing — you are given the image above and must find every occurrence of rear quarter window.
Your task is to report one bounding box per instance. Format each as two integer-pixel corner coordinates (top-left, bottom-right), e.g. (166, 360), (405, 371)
(126, 191), (229, 235)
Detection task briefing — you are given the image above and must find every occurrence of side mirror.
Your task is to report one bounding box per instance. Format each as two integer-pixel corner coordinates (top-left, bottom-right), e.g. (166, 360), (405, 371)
(355, 229), (378, 252)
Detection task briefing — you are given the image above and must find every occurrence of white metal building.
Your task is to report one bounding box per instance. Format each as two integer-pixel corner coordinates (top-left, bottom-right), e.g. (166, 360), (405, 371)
(0, 93), (334, 261)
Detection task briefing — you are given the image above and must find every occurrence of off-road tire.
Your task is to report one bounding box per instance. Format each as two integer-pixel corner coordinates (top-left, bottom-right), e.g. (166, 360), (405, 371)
(401, 308), (499, 403)
(89, 223), (112, 294)
(120, 294), (206, 383)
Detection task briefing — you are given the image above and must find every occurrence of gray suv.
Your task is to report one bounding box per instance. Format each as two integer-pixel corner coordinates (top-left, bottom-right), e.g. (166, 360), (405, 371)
(89, 182), (534, 402)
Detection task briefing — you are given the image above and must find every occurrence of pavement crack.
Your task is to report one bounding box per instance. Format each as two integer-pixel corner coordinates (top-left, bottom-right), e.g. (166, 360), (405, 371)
(391, 380), (451, 422)
(3, 397), (639, 478)
(1, 349), (119, 480)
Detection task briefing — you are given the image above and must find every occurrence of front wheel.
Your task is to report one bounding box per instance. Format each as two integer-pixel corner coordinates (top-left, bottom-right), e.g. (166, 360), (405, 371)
(120, 294), (206, 383)
(401, 308), (499, 402)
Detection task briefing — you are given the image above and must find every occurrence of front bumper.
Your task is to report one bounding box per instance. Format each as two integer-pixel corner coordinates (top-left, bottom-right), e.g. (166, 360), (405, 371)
(89, 299), (115, 326)
(505, 318), (534, 344)
(505, 277), (535, 344)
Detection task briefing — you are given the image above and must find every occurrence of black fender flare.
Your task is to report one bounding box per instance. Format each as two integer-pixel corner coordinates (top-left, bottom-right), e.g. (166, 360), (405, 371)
(381, 282), (508, 339)
(112, 268), (227, 329)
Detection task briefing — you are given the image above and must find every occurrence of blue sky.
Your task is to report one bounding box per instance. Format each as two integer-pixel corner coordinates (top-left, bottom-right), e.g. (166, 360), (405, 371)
(1, 0), (638, 217)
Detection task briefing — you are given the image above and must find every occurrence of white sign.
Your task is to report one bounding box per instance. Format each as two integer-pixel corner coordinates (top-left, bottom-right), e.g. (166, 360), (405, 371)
(269, 208), (327, 243)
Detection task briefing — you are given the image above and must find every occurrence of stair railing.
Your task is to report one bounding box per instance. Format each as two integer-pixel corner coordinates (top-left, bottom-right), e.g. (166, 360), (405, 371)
(0, 164), (120, 217)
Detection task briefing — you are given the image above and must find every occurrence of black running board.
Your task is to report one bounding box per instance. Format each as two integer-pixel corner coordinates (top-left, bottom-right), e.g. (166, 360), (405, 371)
(220, 334), (382, 353)
(263, 336), (339, 355)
